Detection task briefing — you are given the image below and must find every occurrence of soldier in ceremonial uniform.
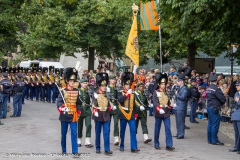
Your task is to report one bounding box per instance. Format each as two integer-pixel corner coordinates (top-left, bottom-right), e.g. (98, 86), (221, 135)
(35, 67), (42, 102)
(118, 72), (139, 153)
(47, 66), (56, 103)
(77, 78), (93, 148)
(153, 73), (175, 151)
(229, 80), (240, 154)
(10, 73), (25, 117)
(107, 75), (119, 145)
(41, 67), (48, 102)
(0, 72), (13, 118)
(135, 82), (152, 144)
(92, 73), (113, 155)
(189, 78), (200, 123)
(174, 75), (188, 139)
(57, 67), (81, 154)
(24, 68), (32, 100)
(29, 67), (37, 101)
(148, 76), (157, 116)
(60, 69), (66, 89)
(206, 75), (226, 145)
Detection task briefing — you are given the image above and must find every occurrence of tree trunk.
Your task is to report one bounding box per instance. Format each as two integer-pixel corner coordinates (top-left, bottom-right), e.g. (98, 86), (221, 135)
(187, 43), (196, 69)
(88, 47), (95, 71)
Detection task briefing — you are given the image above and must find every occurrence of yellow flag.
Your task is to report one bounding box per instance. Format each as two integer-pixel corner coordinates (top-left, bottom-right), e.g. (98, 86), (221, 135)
(125, 14), (139, 67)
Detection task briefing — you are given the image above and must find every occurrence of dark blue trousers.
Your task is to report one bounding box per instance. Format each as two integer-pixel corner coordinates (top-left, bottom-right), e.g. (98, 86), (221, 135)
(120, 119), (138, 150)
(207, 106), (220, 143)
(154, 116), (173, 147)
(233, 121), (240, 150)
(175, 110), (185, 137)
(29, 86), (35, 100)
(94, 120), (110, 152)
(47, 86), (56, 102)
(41, 87), (47, 101)
(22, 86), (27, 103)
(13, 94), (23, 116)
(61, 121), (78, 154)
(190, 99), (198, 122)
(35, 86), (41, 101)
(1, 94), (9, 118)
(25, 85), (30, 99)
(149, 99), (153, 116)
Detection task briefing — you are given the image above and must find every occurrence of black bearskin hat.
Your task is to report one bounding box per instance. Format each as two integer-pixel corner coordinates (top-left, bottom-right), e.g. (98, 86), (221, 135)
(121, 72), (134, 86)
(64, 67), (78, 82)
(37, 67), (42, 72)
(32, 67), (37, 73)
(42, 67), (48, 74)
(55, 68), (60, 74)
(96, 73), (109, 87)
(49, 66), (55, 73)
(155, 73), (168, 85)
(60, 68), (64, 76)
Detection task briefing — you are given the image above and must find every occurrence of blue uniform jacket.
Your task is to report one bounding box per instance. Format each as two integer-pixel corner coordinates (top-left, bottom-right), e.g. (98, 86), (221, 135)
(206, 84), (226, 108)
(175, 85), (188, 111)
(231, 92), (240, 121)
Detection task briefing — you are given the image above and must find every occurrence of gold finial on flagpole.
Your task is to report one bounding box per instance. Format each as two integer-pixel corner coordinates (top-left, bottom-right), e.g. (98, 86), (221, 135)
(132, 3), (138, 15)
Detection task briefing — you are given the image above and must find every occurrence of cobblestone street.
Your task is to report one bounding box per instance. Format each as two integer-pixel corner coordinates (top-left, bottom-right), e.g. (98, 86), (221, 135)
(0, 100), (239, 160)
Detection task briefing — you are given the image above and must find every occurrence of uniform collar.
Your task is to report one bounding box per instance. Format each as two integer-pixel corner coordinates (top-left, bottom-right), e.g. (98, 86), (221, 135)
(81, 88), (86, 92)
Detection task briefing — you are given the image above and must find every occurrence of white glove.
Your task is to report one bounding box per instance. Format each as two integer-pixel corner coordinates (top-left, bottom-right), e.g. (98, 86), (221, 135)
(140, 106), (145, 111)
(173, 103), (177, 108)
(107, 87), (110, 92)
(159, 109), (165, 114)
(149, 104), (154, 108)
(127, 89), (132, 94)
(156, 92), (161, 98)
(165, 105), (169, 108)
(94, 93), (98, 99)
(112, 106), (117, 110)
(94, 112), (99, 117)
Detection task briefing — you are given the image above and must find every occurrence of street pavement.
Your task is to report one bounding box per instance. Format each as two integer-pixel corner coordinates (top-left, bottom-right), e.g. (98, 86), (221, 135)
(0, 99), (239, 160)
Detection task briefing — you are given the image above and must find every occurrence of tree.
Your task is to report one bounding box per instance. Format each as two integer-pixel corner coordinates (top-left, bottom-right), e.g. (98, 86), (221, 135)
(140, 0), (240, 68)
(0, 0), (25, 63)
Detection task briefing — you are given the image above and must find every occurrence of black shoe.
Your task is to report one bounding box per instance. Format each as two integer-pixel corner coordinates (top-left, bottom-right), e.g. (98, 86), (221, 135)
(208, 142), (212, 144)
(96, 150), (101, 154)
(166, 146), (175, 151)
(16, 115), (21, 117)
(10, 115), (17, 117)
(229, 149), (238, 152)
(185, 126), (190, 129)
(131, 149), (140, 153)
(176, 136), (184, 139)
(212, 142), (224, 145)
(144, 138), (152, 143)
(78, 144), (81, 147)
(193, 120), (199, 123)
(154, 146), (160, 150)
(105, 151), (113, 155)
(52, 101), (55, 103)
(120, 148), (124, 152)
(85, 144), (93, 148)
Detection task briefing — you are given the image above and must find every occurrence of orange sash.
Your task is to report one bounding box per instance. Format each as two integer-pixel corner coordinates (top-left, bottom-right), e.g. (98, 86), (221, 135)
(62, 104), (78, 122)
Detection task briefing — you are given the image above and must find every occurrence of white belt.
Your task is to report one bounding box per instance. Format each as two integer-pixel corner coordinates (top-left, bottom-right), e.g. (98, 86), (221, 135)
(121, 107), (129, 111)
(96, 107), (107, 110)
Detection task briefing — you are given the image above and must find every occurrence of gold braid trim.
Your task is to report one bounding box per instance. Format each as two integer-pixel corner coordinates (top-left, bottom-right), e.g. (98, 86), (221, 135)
(119, 93), (134, 120)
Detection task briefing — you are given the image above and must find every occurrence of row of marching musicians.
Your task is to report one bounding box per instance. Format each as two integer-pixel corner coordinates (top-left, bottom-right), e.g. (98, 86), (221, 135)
(0, 66), (67, 105)
(57, 68), (175, 155)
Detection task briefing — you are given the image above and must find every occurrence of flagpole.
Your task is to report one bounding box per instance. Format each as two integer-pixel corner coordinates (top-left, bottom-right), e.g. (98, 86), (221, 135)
(157, 0), (162, 73)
